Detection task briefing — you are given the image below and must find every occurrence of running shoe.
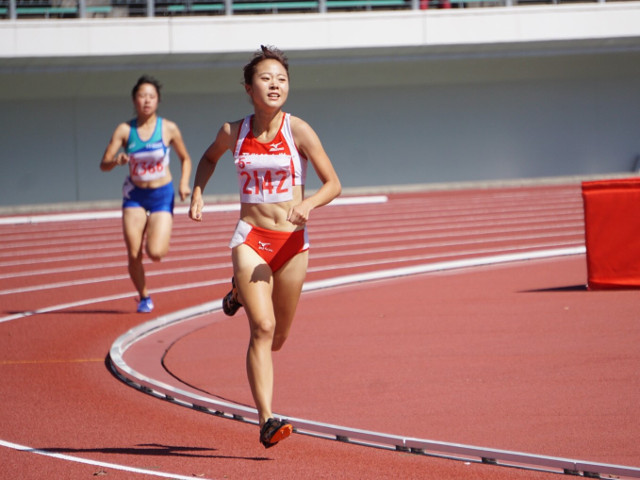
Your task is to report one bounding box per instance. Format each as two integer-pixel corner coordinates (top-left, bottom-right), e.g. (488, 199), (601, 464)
(222, 277), (242, 316)
(137, 296), (154, 313)
(260, 418), (293, 449)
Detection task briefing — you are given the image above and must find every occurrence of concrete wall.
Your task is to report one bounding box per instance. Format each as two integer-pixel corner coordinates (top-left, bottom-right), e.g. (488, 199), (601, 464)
(1, 5), (640, 208)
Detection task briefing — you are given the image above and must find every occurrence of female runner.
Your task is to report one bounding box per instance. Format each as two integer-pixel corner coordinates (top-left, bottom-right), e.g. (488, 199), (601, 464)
(100, 75), (192, 313)
(189, 46), (341, 448)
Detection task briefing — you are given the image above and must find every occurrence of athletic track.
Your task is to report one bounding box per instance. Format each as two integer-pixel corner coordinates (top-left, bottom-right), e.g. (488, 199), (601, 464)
(1, 183), (638, 480)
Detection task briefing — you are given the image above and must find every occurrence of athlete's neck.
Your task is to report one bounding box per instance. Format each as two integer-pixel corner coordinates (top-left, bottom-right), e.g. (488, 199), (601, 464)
(252, 110), (283, 142)
(136, 113), (157, 129)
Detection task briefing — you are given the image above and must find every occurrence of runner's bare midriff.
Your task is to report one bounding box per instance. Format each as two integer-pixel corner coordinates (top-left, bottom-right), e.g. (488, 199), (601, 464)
(131, 174), (173, 190)
(240, 186), (304, 232)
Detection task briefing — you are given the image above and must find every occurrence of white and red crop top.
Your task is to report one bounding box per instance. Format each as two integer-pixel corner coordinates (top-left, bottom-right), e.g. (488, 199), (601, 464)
(233, 113), (307, 204)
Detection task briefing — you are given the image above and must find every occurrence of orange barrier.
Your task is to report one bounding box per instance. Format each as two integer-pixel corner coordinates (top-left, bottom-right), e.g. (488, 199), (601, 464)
(582, 177), (640, 289)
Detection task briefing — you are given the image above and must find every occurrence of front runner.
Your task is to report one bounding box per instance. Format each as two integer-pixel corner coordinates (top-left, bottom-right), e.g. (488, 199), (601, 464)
(189, 45), (341, 448)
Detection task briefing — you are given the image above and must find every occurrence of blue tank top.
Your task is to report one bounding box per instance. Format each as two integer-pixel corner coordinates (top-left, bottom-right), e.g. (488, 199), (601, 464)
(126, 117), (171, 182)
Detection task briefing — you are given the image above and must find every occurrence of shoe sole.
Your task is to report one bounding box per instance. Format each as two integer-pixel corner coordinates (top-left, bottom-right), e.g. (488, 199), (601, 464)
(267, 423), (292, 445)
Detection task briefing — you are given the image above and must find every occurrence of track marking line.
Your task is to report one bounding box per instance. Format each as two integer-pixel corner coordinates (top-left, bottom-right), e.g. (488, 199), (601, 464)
(0, 439), (214, 480)
(0, 358), (104, 366)
(0, 196), (388, 225)
(0, 230), (583, 295)
(0, 278), (229, 324)
(0, 243), (584, 320)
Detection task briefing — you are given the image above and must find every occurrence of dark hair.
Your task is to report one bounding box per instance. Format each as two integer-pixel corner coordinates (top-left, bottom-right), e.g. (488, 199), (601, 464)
(242, 45), (289, 85)
(131, 75), (162, 101)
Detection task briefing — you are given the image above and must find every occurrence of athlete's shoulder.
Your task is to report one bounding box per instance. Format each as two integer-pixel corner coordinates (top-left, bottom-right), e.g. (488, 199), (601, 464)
(223, 118), (247, 137)
(157, 116), (178, 130)
(210, 118), (244, 152)
(160, 117), (178, 132)
(229, 117), (247, 128)
(158, 117), (182, 145)
(113, 120), (132, 139)
(289, 114), (313, 128)
(288, 115), (317, 139)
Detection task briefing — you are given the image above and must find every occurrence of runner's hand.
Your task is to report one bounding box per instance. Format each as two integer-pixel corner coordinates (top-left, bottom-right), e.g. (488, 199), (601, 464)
(189, 195), (203, 221)
(179, 182), (191, 202)
(287, 203), (310, 226)
(114, 153), (129, 166)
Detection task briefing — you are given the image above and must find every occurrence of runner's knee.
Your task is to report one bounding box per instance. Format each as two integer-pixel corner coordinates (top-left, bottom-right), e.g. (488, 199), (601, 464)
(251, 317), (275, 341)
(146, 243), (168, 262)
(272, 333), (288, 351)
(127, 250), (143, 265)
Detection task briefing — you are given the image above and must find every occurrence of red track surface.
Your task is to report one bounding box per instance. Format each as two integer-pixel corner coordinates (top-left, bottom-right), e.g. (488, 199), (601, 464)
(1, 184), (638, 479)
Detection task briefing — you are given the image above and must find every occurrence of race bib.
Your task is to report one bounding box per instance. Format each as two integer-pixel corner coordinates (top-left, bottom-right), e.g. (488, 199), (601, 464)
(236, 154), (293, 203)
(129, 151), (168, 182)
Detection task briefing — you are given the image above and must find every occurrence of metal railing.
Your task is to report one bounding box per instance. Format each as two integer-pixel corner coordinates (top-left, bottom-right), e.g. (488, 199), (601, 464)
(0, 0), (612, 19)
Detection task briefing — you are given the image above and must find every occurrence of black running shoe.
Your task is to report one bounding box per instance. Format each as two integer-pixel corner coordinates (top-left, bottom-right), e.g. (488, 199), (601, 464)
(222, 277), (242, 316)
(260, 418), (293, 449)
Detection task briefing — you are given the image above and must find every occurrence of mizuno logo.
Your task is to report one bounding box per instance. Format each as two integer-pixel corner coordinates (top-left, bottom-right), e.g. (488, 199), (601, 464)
(258, 241), (273, 252)
(269, 142), (285, 152)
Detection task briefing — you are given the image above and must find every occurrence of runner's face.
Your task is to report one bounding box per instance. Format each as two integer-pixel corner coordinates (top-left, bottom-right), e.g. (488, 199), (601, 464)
(133, 83), (159, 117)
(247, 59), (289, 110)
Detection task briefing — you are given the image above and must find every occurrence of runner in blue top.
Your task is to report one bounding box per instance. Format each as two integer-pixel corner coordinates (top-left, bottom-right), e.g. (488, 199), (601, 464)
(100, 75), (192, 313)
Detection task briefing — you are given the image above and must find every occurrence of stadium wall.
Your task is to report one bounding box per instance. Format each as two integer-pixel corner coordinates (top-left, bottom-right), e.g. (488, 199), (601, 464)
(1, 4), (640, 208)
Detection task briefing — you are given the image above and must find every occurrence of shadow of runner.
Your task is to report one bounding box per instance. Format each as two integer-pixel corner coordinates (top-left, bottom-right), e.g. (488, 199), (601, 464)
(34, 443), (269, 461)
(520, 284), (587, 293)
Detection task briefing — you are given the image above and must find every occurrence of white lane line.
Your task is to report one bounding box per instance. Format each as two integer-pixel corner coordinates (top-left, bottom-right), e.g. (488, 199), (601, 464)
(0, 233), (232, 261)
(0, 204), (238, 225)
(0, 236), (583, 297)
(0, 278), (229, 324)
(0, 196), (388, 225)
(312, 224), (584, 250)
(0, 261), (231, 296)
(0, 216), (580, 267)
(304, 247), (586, 289)
(0, 205), (583, 285)
(0, 209), (580, 254)
(1, 210), (582, 273)
(310, 211), (583, 235)
(0, 200), (579, 249)
(309, 241), (585, 273)
(0, 249), (231, 280)
(0, 439), (214, 480)
(0, 240), (232, 268)
(0, 204), (580, 255)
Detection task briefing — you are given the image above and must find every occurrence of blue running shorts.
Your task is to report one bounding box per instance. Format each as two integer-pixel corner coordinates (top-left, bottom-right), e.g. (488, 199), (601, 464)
(122, 177), (175, 214)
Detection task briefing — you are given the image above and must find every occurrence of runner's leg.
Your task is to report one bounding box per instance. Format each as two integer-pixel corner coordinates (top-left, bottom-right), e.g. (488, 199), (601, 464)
(122, 207), (148, 298)
(145, 211), (173, 261)
(271, 250), (308, 351)
(233, 244), (276, 426)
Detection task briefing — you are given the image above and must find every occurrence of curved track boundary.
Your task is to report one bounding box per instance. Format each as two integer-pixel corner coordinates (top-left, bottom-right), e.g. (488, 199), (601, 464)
(108, 246), (640, 479)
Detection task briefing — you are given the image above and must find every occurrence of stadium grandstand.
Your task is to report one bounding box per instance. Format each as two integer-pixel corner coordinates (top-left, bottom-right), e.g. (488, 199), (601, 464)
(0, 0), (634, 19)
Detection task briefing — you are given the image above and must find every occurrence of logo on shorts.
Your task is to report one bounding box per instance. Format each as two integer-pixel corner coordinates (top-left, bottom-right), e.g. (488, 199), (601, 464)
(258, 241), (273, 252)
